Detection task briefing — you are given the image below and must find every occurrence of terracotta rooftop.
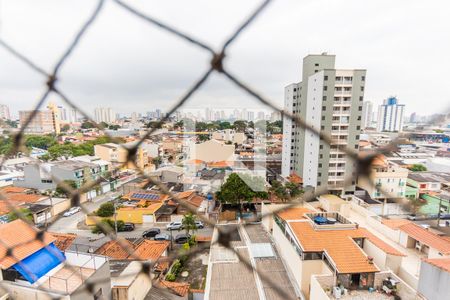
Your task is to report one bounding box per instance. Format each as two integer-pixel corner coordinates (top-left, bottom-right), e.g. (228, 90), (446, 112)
(176, 190), (196, 199)
(207, 161), (234, 168)
(160, 280), (190, 297)
(288, 221), (404, 274)
(277, 207), (312, 221)
(371, 155), (388, 167)
(423, 258), (450, 273)
(0, 219), (55, 269)
(287, 172), (303, 184)
(398, 223), (450, 255)
(381, 218), (412, 230)
(185, 159), (205, 165)
(0, 187), (30, 193)
(95, 239), (169, 261)
(50, 232), (77, 251)
(2, 193), (46, 203)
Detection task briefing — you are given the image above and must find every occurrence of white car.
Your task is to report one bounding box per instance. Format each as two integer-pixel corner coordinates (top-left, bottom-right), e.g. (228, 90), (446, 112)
(166, 221), (183, 231)
(63, 206), (81, 217)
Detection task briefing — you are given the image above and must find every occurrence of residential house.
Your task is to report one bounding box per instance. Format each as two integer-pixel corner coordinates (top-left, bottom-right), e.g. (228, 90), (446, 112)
(94, 142), (150, 172)
(211, 129), (246, 144)
(0, 220), (111, 300)
(173, 190), (207, 215)
(358, 155), (409, 200)
(407, 172), (450, 194)
(95, 238), (169, 300)
(189, 139), (235, 163)
(417, 258), (450, 300)
(271, 208), (406, 299)
(149, 166), (184, 184)
(0, 170), (24, 187)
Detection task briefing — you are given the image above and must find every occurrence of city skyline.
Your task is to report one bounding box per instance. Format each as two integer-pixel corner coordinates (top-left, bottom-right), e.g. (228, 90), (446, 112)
(1, 0), (449, 117)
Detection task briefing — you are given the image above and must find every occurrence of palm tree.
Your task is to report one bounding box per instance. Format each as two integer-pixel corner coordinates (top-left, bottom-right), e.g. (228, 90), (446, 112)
(181, 213), (197, 235)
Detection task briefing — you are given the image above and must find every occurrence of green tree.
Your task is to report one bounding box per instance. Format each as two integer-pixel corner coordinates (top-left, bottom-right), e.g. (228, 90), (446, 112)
(92, 219), (124, 234)
(198, 134), (210, 142)
(25, 135), (57, 150)
(285, 182), (303, 198)
(99, 122), (108, 129)
(81, 121), (95, 129)
(61, 124), (71, 132)
(182, 213), (197, 235)
(218, 121), (232, 130)
(216, 173), (268, 218)
(8, 208), (33, 222)
(152, 156), (162, 168)
(96, 202), (115, 217)
(233, 120), (247, 132)
(410, 164), (427, 172)
(195, 122), (208, 131)
(270, 180), (288, 201)
(146, 121), (162, 129)
(5, 120), (18, 128)
(108, 124), (121, 130)
(55, 180), (78, 196)
(409, 197), (427, 214)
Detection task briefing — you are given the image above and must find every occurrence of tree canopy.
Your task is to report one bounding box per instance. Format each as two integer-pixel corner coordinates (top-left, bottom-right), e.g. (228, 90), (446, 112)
(96, 202), (115, 217)
(409, 164), (427, 172)
(216, 173), (268, 205)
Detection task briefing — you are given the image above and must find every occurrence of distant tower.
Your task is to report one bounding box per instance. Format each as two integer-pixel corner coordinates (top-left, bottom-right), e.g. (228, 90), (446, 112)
(377, 96), (405, 132)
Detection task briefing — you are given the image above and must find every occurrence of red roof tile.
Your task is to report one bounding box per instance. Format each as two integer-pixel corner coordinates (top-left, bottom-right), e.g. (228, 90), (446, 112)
(50, 232), (77, 251)
(160, 280), (190, 297)
(0, 219), (55, 269)
(95, 239), (169, 261)
(399, 223), (450, 254)
(423, 258), (450, 273)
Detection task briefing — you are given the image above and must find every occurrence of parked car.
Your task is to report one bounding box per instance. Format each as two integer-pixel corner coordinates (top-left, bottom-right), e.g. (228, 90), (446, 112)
(142, 228), (161, 238)
(174, 233), (191, 244)
(120, 223), (135, 232)
(63, 206), (81, 217)
(154, 233), (171, 241)
(166, 222), (183, 231)
(195, 221), (204, 229)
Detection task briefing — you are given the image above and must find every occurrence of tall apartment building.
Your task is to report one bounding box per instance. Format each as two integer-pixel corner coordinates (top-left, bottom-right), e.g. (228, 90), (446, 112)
(377, 96), (405, 132)
(282, 54), (365, 195)
(0, 104), (11, 120)
(94, 107), (116, 123)
(19, 102), (61, 134)
(362, 100), (373, 129)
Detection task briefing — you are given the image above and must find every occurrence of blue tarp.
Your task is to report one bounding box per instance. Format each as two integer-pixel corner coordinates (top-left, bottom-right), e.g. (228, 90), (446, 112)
(12, 243), (65, 283)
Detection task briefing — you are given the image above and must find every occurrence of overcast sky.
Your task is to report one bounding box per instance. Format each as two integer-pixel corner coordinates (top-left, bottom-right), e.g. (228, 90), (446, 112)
(1, 0), (449, 119)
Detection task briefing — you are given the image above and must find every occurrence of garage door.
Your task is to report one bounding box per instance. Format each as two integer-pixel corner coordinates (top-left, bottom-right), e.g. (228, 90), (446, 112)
(142, 215), (154, 223)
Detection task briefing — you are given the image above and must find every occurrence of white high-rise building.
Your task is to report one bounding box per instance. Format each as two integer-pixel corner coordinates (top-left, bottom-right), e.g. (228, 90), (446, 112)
(361, 101), (373, 129)
(0, 104), (11, 120)
(247, 111), (255, 121)
(94, 107), (116, 124)
(257, 111), (265, 120)
(282, 53), (366, 195)
(376, 97), (405, 132)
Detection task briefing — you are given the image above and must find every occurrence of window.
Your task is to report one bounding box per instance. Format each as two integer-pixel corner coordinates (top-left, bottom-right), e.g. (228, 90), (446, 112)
(321, 125), (325, 130)
(356, 135), (360, 139)
(319, 154), (323, 159)
(323, 86), (328, 91)
(315, 63), (319, 66)
(324, 75), (328, 81)
(336, 76), (342, 81)
(357, 116), (361, 120)
(315, 70), (318, 73)
(320, 145), (323, 149)
(359, 96), (363, 101)
(355, 144), (359, 149)
(322, 106), (326, 111)
(322, 116), (325, 121)
(361, 75), (365, 81)
(323, 96), (327, 101)
(293, 103), (296, 106)
(360, 86), (364, 91)
(317, 182), (321, 186)
(41, 179), (53, 184)
(358, 106), (363, 111)
(318, 163), (322, 168)
(357, 126), (361, 130)
(293, 88), (297, 92)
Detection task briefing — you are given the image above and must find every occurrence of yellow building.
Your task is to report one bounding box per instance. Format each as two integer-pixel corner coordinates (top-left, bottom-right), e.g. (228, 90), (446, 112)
(86, 202), (162, 225)
(94, 142), (150, 172)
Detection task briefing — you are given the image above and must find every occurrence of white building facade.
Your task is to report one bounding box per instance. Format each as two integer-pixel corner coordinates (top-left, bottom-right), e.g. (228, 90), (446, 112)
(377, 96), (405, 132)
(282, 54), (365, 195)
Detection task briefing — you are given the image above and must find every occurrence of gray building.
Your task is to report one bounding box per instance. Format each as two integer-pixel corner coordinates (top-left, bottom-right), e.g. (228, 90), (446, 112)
(282, 53), (365, 195)
(14, 160), (103, 191)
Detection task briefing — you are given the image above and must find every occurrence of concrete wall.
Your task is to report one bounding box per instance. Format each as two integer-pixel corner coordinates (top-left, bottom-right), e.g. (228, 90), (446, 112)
(71, 258), (111, 300)
(273, 222), (302, 294)
(363, 239), (387, 270)
(398, 266), (419, 289)
(418, 261), (450, 300)
(309, 275), (331, 300)
(189, 140), (235, 163)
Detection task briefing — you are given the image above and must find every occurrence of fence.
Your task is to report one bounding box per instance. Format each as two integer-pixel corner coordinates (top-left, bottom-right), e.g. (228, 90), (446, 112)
(0, 0), (409, 299)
